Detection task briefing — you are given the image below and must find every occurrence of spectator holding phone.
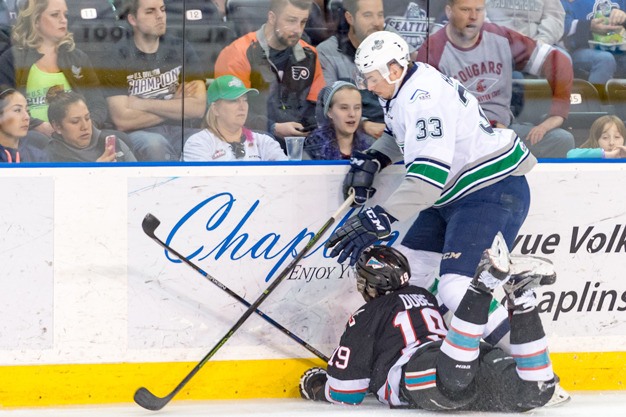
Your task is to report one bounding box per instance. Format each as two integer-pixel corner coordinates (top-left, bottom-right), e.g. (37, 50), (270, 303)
(183, 75), (287, 162)
(44, 88), (136, 162)
(567, 115), (626, 159)
(304, 81), (373, 160)
(0, 86), (46, 162)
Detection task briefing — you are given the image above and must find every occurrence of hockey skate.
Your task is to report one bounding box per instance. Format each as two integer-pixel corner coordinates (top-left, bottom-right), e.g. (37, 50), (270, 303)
(503, 254), (557, 312)
(471, 232), (511, 293)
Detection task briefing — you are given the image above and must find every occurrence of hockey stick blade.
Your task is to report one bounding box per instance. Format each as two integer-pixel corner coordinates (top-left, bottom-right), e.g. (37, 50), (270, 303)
(133, 386), (172, 411)
(134, 193), (354, 411)
(141, 213), (330, 362)
(141, 213), (161, 239)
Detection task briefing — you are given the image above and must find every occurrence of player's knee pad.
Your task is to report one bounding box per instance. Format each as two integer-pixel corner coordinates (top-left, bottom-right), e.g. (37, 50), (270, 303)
(397, 246), (441, 289)
(437, 273), (471, 312)
(402, 342), (476, 411)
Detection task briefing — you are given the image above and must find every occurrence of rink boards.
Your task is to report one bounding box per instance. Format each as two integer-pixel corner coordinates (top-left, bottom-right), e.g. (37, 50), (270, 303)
(0, 162), (625, 406)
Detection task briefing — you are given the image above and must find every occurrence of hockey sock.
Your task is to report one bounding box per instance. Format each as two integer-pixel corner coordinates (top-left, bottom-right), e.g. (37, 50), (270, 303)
(440, 289), (491, 363)
(509, 309), (553, 382)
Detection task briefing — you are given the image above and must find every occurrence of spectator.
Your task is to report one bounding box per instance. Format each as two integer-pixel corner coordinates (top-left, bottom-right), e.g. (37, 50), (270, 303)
(0, 86), (46, 162)
(304, 81), (373, 160)
(45, 88), (136, 162)
(0, 0), (108, 138)
(300, 242), (557, 411)
(567, 114), (626, 158)
(417, 0), (575, 159)
(486, 0), (565, 45)
(183, 75), (287, 162)
(315, 0), (388, 139)
(97, 0), (206, 161)
(561, 0), (626, 87)
(214, 0), (325, 148)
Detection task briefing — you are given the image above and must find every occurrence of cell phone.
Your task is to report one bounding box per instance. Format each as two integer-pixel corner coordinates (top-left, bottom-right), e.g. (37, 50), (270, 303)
(105, 135), (116, 152)
(296, 124), (316, 133)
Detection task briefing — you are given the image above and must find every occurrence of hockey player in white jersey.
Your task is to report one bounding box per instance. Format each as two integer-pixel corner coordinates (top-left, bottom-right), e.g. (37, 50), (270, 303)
(325, 30), (536, 352)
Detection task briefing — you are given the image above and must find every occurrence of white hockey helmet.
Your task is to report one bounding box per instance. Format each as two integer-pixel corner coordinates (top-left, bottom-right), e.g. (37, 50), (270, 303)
(354, 31), (410, 86)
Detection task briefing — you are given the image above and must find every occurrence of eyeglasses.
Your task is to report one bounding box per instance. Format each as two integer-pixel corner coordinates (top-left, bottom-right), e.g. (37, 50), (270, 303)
(229, 141), (246, 159)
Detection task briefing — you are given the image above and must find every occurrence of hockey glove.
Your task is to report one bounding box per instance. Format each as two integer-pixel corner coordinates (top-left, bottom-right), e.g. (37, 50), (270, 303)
(325, 205), (394, 265)
(343, 150), (390, 206)
(299, 367), (329, 402)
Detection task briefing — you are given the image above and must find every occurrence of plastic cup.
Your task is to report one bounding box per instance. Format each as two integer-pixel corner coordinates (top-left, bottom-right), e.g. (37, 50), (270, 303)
(285, 136), (304, 161)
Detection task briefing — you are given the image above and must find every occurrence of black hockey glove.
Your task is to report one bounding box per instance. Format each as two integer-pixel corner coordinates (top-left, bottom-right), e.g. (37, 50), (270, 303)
(343, 150), (391, 207)
(325, 206), (395, 265)
(299, 367), (329, 402)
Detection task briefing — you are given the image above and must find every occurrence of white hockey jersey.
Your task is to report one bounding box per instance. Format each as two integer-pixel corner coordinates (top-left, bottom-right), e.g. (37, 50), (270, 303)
(372, 63), (536, 221)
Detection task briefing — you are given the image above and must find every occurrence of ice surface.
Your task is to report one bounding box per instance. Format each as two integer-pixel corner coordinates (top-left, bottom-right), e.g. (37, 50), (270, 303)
(1, 392), (625, 417)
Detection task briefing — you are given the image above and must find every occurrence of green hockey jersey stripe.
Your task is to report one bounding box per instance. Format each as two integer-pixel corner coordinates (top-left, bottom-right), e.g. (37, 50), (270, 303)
(406, 160), (449, 188)
(435, 141), (529, 206)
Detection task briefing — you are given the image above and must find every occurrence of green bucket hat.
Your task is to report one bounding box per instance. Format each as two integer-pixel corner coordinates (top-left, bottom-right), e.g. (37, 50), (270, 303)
(207, 75), (259, 104)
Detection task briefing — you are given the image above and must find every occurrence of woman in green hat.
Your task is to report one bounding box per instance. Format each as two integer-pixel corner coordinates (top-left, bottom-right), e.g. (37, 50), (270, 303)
(183, 75), (287, 161)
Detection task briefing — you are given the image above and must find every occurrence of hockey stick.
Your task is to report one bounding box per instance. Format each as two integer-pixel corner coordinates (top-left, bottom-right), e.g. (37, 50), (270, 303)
(134, 193), (355, 410)
(140, 212), (330, 362)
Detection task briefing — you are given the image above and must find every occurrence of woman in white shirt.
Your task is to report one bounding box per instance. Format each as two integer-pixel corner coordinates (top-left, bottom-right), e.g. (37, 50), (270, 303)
(183, 75), (287, 162)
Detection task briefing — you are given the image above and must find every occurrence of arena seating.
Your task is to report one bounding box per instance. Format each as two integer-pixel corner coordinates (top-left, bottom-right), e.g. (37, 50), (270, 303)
(164, 0), (236, 80)
(66, 0), (126, 57)
(564, 79), (610, 147)
(606, 79), (626, 121)
(512, 78), (611, 147)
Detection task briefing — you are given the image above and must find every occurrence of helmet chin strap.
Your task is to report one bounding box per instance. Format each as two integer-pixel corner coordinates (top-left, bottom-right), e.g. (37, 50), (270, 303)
(383, 64), (408, 97)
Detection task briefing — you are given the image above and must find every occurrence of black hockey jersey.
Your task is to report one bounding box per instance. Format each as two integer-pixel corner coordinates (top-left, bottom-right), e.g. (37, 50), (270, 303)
(325, 286), (447, 406)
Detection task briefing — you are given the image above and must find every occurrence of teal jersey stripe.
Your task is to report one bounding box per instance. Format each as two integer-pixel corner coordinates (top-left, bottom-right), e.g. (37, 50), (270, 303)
(436, 142), (529, 206)
(329, 388), (367, 405)
(405, 372), (436, 387)
(515, 350), (551, 370)
(445, 328), (480, 350)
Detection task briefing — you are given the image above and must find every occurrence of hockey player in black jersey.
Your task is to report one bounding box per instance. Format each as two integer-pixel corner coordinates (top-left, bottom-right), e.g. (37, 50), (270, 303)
(300, 235), (558, 411)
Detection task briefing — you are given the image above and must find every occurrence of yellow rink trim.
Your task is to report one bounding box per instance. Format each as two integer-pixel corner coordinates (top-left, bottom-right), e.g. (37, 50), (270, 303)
(0, 352), (624, 407)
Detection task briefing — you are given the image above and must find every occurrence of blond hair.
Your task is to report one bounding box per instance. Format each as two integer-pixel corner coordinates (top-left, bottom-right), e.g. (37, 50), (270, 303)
(12, 0), (75, 50)
(202, 103), (220, 134)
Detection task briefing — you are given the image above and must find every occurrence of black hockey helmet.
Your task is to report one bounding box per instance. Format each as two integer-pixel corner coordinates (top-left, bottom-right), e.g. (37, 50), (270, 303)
(355, 245), (411, 301)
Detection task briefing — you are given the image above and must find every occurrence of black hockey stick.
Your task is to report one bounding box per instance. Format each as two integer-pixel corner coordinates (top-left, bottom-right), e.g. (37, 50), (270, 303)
(134, 193), (355, 411)
(140, 212), (330, 362)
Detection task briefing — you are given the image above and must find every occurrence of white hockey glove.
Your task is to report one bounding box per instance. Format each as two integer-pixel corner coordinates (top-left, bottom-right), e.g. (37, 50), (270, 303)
(299, 367), (328, 402)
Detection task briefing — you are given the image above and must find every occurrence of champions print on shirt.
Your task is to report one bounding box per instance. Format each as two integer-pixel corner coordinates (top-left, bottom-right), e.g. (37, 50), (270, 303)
(126, 65), (181, 99)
